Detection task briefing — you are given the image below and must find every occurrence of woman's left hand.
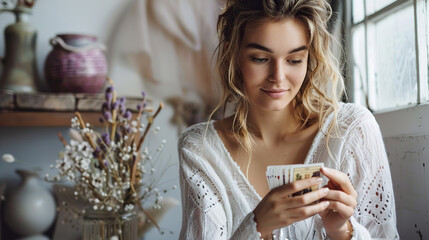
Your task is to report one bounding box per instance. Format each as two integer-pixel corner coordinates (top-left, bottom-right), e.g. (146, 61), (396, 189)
(319, 167), (357, 240)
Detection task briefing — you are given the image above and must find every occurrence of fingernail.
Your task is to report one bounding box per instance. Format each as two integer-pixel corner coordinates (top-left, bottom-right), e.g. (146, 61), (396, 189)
(322, 188), (329, 194)
(316, 178), (323, 183)
(324, 201), (330, 207)
(321, 167), (328, 172)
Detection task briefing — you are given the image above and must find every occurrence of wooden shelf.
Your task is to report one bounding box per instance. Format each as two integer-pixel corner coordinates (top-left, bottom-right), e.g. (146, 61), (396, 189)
(0, 92), (145, 127)
(0, 111), (104, 127)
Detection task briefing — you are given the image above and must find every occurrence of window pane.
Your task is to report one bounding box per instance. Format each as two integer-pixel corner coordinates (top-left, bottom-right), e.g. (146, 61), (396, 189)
(353, 0), (365, 23)
(366, 0), (397, 16)
(352, 25), (367, 106)
(367, 5), (417, 110)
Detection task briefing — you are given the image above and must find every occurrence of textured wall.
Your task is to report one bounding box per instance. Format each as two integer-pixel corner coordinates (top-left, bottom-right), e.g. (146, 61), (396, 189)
(376, 103), (429, 239)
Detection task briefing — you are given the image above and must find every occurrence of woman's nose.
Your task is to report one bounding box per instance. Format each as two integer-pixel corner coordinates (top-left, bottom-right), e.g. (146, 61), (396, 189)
(268, 60), (286, 82)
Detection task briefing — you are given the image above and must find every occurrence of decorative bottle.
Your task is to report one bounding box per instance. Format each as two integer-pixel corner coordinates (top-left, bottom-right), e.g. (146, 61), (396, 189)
(0, 5), (39, 92)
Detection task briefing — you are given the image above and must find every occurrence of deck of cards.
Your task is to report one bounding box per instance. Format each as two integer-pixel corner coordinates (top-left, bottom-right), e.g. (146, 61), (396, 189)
(266, 163), (324, 196)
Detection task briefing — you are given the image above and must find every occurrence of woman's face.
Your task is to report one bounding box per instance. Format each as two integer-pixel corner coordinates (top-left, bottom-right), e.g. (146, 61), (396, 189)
(238, 18), (310, 112)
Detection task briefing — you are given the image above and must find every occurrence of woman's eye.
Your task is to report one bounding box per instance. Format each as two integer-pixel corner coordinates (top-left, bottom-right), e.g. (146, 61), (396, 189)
(288, 59), (303, 64)
(251, 57), (268, 63)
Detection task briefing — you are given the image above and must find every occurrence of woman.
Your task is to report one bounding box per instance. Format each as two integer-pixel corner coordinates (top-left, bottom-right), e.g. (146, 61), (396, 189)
(178, 0), (398, 239)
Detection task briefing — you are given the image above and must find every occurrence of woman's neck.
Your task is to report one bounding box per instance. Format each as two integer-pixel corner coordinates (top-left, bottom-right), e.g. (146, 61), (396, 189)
(247, 104), (303, 145)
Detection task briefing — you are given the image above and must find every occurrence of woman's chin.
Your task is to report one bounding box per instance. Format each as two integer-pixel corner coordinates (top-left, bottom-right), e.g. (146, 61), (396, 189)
(254, 104), (290, 112)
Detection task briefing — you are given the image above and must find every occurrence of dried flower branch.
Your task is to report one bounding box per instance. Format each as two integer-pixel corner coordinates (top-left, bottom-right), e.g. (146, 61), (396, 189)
(57, 132), (67, 147)
(47, 79), (173, 233)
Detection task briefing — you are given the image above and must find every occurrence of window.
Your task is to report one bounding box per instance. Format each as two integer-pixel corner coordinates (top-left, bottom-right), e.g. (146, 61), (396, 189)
(350, 0), (429, 112)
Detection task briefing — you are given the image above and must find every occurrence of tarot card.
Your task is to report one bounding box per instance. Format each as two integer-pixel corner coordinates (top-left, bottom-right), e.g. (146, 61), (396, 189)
(290, 163), (324, 196)
(266, 163), (324, 191)
(266, 165), (289, 189)
(282, 167), (289, 185)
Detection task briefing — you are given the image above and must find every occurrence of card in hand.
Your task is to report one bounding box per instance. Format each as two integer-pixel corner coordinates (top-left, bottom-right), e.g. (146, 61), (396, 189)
(265, 163), (324, 194)
(266, 165), (291, 189)
(290, 164), (323, 196)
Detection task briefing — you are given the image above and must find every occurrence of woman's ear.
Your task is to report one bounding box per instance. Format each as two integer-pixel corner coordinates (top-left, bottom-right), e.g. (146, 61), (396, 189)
(224, 41), (230, 52)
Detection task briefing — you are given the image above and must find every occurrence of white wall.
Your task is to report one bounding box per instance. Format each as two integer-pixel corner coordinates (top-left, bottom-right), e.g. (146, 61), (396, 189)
(375, 104), (429, 239)
(0, 0), (181, 239)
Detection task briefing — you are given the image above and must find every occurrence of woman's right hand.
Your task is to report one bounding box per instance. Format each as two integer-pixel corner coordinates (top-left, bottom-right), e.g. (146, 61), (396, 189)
(253, 177), (330, 238)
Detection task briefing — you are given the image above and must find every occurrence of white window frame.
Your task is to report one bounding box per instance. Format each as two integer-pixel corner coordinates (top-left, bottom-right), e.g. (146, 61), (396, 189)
(347, 0), (429, 114)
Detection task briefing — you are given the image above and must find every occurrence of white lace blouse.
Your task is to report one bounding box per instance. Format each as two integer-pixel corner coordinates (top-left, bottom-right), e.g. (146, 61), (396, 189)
(178, 103), (399, 239)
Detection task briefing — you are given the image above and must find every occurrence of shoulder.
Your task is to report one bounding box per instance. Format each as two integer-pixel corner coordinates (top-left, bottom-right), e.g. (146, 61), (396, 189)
(178, 121), (211, 150)
(337, 102), (378, 131)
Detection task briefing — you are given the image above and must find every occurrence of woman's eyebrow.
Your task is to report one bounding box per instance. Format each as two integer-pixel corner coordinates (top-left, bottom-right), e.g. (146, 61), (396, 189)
(288, 45), (308, 54)
(245, 43), (308, 54)
(245, 43), (273, 53)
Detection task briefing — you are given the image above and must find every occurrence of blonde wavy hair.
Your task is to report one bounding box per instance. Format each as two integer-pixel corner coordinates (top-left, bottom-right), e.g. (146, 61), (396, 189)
(209, 0), (345, 176)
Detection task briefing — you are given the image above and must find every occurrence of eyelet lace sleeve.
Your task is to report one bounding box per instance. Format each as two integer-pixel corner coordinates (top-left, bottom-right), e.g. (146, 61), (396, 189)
(178, 125), (262, 240)
(339, 110), (399, 239)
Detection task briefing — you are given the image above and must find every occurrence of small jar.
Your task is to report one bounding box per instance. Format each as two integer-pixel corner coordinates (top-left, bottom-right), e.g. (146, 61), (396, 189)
(82, 209), (138, 240)
(44, 34), (108, 93)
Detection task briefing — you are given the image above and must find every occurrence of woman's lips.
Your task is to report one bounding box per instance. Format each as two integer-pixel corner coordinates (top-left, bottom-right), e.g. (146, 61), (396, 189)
(261, 89), (288, 98)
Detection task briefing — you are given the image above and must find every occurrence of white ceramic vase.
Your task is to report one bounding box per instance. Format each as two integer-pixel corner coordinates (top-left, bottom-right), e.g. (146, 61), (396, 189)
(4, 169), (56, 238)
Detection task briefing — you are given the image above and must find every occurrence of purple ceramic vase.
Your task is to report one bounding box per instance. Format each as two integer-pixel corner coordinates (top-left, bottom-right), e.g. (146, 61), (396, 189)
(44, 34), (107, 93)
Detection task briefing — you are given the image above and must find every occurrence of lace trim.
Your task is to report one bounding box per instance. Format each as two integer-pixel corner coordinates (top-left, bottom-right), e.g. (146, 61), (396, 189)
(187, 168), (222, 214)
(340, 110), (395, 225)
(180, 125), (224, 213)
(249, 212), (262, 239)
(220, 223), (226, 237)
(356, 165), (394, 223)
(179, 122), (206, 156)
